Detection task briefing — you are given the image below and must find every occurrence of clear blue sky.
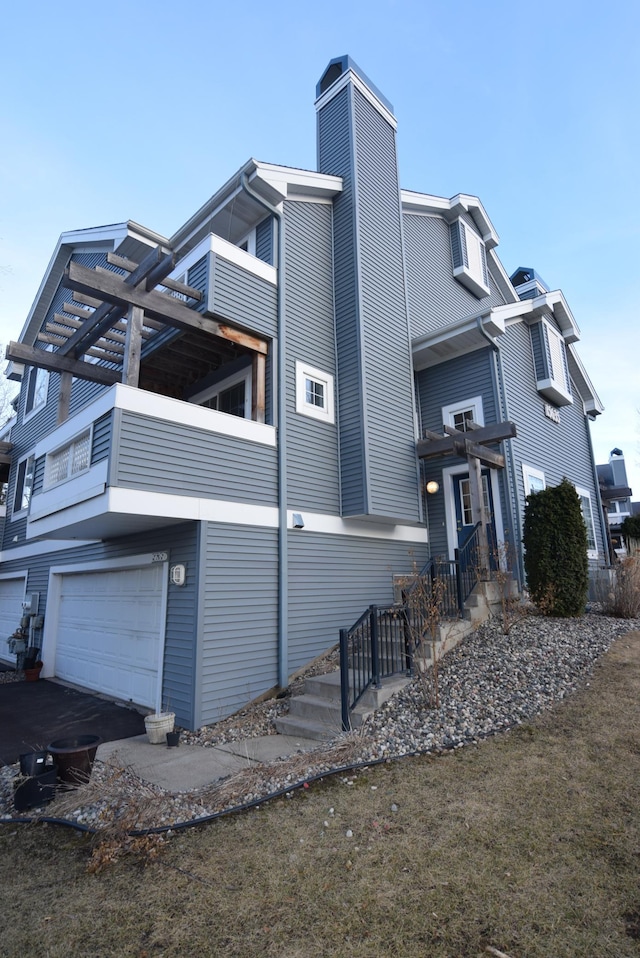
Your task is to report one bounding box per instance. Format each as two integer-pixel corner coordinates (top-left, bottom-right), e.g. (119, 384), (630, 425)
(1, 0), (638, 494)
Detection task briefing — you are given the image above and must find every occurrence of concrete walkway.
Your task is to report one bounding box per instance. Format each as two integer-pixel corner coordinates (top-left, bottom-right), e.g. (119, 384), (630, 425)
(97, 733), (321, 792)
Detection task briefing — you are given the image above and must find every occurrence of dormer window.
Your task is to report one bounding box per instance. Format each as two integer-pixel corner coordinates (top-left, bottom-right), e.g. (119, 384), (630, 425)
(530, 318), (573, 407)
(449, 220), (490, 299)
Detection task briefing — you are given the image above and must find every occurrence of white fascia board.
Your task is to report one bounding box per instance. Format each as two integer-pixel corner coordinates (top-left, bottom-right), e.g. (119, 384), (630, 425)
(401, 191), (499, 248)
(0, 538), (101, 564)
(566, 345), (604, 414)
(16, 222), (165, 348)
(315, 69), (397, 130)
(486, 249), (520, 304)
(412, 308), (506, 352)
(287, 510), (428, 542)
(173, 232), (277, 286)
(541, 291), (581, 343)
(253, 162), (343, 202)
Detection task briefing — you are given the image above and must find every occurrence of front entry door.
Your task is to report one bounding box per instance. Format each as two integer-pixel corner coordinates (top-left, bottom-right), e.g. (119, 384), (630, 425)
(453, 469), (497, 566)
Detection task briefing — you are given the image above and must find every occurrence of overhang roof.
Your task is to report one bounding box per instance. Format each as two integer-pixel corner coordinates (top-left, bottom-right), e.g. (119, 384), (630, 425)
(401, 190), (500, 250)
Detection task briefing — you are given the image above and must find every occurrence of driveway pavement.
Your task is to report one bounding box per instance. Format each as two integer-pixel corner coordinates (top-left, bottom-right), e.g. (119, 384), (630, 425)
(0, 677), (145, 765)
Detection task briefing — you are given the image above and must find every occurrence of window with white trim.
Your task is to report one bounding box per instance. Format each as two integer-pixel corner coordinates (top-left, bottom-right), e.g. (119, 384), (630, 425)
(24, 366), (48, 419)
(576, 485), (598, 558)
(188, 367), (252, 419)
(295, 362), (335, 424)
(449, 220), (490, 299)
(442, 396), (484, 432)
(522, 464), (546, 495)
(13, 454), (35, 515)
(44, 430), (92, 488)
(529, 318), (573, 407)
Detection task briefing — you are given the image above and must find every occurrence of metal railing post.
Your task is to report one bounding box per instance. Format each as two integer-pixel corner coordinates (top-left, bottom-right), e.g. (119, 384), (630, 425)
(369, 606), (380, 689)
(454, 547), (464, 614)
(339, 628), (351, 731)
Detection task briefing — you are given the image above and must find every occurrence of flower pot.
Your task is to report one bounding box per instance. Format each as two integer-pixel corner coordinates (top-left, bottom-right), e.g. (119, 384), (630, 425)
(19, 751), (49, 776)
(14, 766), (58, 811)
(166, 729), (181, 748)
(144, 712), (175, 744)
(48, 734), (101, 786)
(24, 662), (43, 682)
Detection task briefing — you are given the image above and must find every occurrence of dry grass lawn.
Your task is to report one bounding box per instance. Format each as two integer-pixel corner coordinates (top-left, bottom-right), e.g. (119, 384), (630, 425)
(1, 630), (639, 957)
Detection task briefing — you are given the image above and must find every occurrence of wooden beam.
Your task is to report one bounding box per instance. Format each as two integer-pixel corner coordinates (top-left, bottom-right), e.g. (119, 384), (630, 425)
(452, 439), (505, 469)
(6, 341), (120, 386)
(72, 292), (105, 309)
(62, 302), (94, 320)
(61, 247), (174, 358)
(123, 305), (143, 387)
(107, 251), (202, 301)
(64, 261), (269, 355)
(416, 421), (517, 460)
(252, 352), (266, 424)
(57, 372), (72, 425)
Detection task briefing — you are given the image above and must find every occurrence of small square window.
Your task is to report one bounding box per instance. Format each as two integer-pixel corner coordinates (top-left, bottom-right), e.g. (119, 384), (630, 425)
(442, 396), (484, 432)
(296, 362), (335, 424)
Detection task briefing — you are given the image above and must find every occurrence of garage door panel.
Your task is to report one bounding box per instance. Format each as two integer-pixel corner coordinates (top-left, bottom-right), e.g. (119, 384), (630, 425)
(55, 565), (164, 708)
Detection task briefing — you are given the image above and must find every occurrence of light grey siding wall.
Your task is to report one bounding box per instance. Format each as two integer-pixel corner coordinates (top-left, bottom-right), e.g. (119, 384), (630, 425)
(256, 216), (274, 265)
(198, 522), (278, 725)
(114, 410), (278, 504)
(404, 213), (507, 340)
(499, 320), (605, 558)
(287, 531), (428, 673)
(284, 199), (341, 512)
(318, 82), (421, 522)
(0, 522), (200, 728)
(416, 348), (501, 558)
(207, 252), (277, 339)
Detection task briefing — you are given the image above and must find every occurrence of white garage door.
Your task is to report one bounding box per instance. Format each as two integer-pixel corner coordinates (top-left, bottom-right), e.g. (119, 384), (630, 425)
(55, 564), (165, 708)
(0, 577), (26, 665)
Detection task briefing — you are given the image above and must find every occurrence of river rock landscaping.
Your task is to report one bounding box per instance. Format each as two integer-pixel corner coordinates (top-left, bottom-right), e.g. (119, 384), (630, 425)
(1, 607), (638, 832)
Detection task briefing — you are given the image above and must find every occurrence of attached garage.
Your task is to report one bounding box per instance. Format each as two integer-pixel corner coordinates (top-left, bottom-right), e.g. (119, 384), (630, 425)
(52, 562), (166, 708)
(0, 575), (27, 665)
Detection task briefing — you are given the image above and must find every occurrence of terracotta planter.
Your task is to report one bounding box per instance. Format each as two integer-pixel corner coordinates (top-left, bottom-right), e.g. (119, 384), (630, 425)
(24, 662), (43, 682)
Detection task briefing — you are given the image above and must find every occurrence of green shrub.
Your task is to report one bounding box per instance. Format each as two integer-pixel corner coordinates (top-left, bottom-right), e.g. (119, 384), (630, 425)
(620, 513), (640, 540)
(522, 478), (589, 617)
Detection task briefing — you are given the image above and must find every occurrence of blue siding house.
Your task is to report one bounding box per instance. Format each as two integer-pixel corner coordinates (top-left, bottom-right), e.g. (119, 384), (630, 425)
(0, 56), (606, 730)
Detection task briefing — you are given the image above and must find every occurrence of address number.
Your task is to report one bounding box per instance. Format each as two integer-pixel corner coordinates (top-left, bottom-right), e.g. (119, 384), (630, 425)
(152, 552), (168, 562)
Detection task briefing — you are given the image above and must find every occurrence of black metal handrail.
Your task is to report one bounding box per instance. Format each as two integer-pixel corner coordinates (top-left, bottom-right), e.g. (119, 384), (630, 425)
(339, 526), (489, 729)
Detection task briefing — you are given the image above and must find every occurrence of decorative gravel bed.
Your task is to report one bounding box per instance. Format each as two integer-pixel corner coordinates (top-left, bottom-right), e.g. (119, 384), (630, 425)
(1, 608), (638, 831)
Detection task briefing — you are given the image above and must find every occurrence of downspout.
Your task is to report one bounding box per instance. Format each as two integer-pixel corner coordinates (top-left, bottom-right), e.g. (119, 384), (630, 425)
(240, 172), (288, 687)
(476, 315), (525, 588)
(585, 411), (610, 568)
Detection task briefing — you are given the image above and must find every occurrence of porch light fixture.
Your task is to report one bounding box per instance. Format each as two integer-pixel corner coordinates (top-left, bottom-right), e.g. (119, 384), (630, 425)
(426, 480), (439, 495)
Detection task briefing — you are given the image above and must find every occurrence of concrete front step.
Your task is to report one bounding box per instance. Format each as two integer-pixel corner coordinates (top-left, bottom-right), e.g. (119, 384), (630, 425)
(274, 671), (412, 741)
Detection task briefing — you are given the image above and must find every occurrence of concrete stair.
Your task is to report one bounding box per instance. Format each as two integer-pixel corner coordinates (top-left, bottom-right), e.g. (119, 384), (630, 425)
(276, 578), (519, 741)
(275, 670), (411, 741)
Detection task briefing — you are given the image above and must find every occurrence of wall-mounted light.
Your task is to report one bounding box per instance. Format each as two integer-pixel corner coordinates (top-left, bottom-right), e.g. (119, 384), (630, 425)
(426, 480), (440, 495)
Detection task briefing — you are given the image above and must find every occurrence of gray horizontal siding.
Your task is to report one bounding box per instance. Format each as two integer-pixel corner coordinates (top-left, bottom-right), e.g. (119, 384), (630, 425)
(114, 410), (278, 505)
(256, 216), (274, 265)
(287, 531), (428, 674)
(284, 199), (340, 513)
(404, 212), (507, 340)
(499, 322), (604, 557)
(0, 522), (200, 728)
(416, 348), (498, 559)
(198, 523), (278, 724)
(207, 252), (277, 339)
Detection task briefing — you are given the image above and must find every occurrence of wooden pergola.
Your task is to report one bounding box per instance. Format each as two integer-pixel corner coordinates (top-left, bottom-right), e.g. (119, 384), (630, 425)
(7, 246), (269, 425)
(417, 420), (517, 571)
